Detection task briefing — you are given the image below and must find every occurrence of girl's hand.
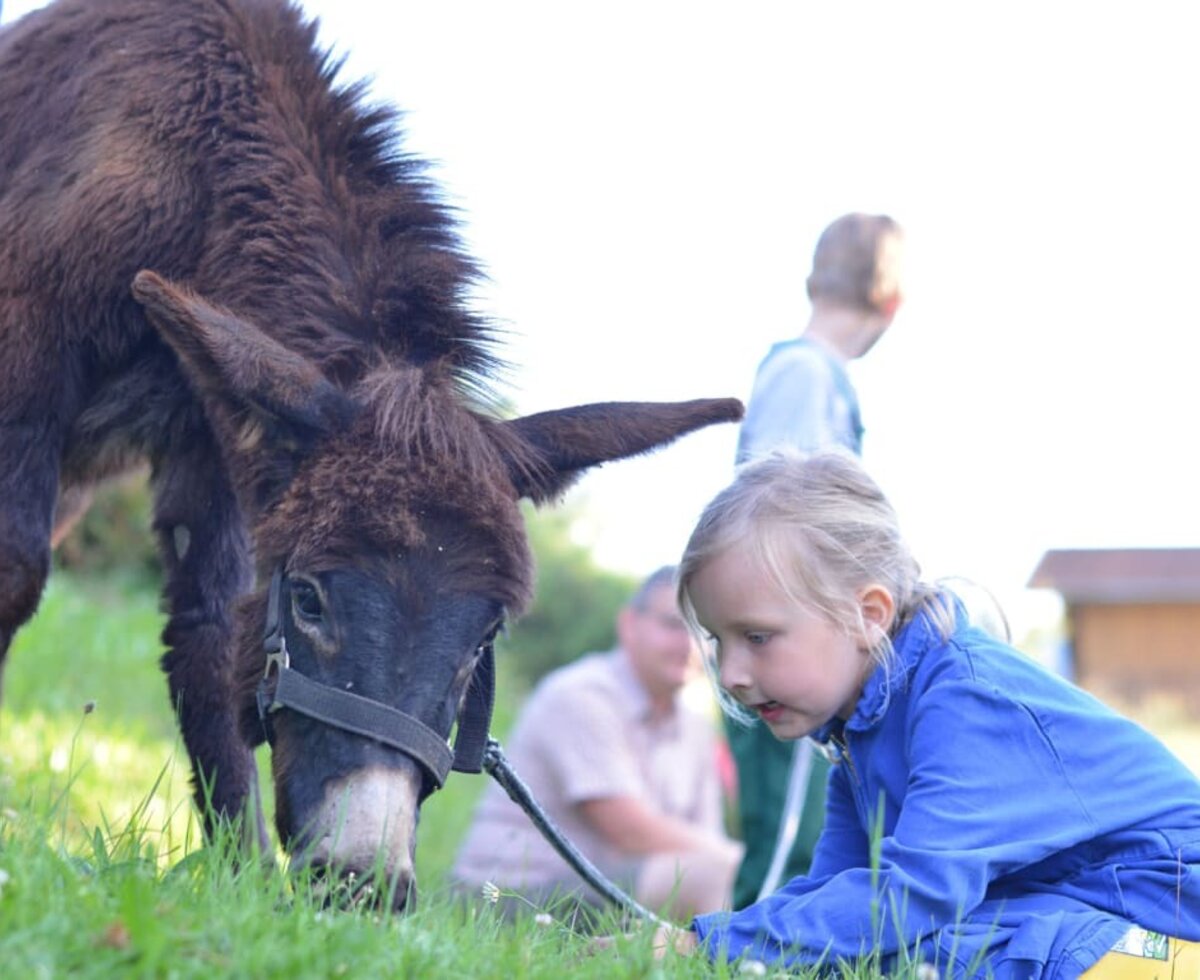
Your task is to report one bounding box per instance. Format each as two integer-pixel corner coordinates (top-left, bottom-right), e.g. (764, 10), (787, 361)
(588, 924), (698, 959)
(652, 924), (699, 958)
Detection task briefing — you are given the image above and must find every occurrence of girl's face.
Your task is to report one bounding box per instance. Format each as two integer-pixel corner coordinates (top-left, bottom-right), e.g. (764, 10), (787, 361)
(688, 543), (885, 739)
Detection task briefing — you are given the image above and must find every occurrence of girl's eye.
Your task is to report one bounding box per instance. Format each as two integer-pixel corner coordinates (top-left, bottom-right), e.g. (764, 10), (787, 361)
(291, 581), (324, 623)
(746, 632), (771, 646)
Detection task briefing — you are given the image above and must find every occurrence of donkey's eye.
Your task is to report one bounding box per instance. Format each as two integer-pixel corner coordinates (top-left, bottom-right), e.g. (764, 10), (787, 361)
(291, 581), (324, 623)
(476, 621), (504, 655)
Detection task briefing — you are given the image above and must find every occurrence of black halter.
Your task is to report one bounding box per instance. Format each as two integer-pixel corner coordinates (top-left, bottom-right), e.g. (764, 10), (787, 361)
(254, 567), (495, 792)
(253, 567), (661, 926)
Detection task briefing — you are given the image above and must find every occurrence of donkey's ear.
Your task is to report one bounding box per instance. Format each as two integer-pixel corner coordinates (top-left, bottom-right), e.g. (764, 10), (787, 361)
(131, 270), (357, 436)
(504, 399), (743, 503)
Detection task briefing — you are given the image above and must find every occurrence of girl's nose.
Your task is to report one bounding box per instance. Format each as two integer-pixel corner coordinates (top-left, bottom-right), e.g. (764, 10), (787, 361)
(718, 646), (749, 693)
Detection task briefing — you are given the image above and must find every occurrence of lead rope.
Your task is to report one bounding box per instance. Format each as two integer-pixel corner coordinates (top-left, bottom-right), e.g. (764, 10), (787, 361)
(481, 737), (668, 927)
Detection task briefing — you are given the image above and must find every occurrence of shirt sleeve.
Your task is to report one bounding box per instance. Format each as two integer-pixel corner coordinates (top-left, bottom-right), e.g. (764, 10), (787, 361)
(526, 676), (643, 804)
(693, 673), (1097, 966)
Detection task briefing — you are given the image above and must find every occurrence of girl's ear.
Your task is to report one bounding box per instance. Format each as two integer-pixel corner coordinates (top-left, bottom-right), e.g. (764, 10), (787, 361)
(857, 584), (897, 647)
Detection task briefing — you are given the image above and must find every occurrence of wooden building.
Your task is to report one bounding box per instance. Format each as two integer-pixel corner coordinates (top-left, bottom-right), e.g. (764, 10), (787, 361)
(1028, 548), (1200, 706)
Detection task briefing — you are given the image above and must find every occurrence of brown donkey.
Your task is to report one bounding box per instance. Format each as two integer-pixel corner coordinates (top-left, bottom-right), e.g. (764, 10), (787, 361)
(0, 0), (741, 907)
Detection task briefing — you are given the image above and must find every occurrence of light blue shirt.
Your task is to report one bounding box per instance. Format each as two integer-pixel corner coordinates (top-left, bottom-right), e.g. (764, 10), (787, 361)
(735, 337), (862, 464)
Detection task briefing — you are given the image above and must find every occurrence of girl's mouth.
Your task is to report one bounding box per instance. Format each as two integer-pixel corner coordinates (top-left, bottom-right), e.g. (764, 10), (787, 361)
(755, 700), (787, 723)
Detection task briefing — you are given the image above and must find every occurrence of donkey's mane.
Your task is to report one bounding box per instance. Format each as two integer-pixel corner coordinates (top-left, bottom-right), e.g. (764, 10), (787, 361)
(184, 0), (505, 398)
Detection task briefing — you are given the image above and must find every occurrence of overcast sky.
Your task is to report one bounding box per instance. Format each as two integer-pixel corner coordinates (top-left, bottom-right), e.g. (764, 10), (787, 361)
(6, 1), (1199, 645)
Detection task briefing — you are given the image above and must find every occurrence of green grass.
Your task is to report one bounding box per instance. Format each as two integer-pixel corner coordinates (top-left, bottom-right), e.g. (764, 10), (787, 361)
(0, 806), (718, 978)
(0, 572), (908, 978)
(0, 572), (526, 887)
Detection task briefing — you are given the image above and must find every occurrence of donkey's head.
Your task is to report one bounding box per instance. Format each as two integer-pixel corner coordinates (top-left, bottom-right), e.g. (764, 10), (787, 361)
(132, 271), (742, 908)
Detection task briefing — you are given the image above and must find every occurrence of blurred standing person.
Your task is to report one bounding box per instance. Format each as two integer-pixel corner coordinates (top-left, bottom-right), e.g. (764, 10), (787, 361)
(451, 566), (742, 924)
(729, 212), (904, 908)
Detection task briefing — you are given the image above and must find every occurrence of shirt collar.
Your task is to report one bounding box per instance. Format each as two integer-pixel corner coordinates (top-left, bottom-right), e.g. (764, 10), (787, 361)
(813, 597), (962, 743)
(611, 649), (679, 726)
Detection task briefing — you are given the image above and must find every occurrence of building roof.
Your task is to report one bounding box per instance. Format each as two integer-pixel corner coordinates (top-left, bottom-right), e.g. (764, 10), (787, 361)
(1028, 548), (1200, 603)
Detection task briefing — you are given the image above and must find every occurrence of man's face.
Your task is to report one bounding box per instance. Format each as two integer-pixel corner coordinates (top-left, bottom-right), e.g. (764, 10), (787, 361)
(618, 583), (698, 703)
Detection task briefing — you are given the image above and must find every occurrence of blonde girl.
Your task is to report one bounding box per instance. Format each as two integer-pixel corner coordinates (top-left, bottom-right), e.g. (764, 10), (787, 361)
(663, 451), (1200, 979)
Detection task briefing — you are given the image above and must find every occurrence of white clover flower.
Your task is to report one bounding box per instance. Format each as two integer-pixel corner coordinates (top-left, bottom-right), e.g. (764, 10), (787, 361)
(916, 963), (940, 980)
(0, 868), (10, 897)
(480, 881), (501, 905)
(534, 912), (553, 927)
(739, 960), (767, 976)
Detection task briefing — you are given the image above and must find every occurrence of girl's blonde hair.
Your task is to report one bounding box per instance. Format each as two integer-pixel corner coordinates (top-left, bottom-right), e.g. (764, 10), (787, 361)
(678, 450), (953, 714)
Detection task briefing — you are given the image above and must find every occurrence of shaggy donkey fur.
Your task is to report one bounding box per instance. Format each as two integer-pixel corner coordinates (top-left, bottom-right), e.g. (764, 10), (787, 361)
(0, 0), (740, 901)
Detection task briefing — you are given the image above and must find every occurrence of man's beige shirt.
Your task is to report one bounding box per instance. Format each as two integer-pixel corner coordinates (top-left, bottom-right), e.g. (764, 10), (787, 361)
(452, 650), (724, 890)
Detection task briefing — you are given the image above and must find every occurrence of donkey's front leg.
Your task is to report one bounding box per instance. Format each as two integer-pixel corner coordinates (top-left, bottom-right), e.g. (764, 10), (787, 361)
(0, 326), (70, 706)
(0, 418), (61, 706)
(152, 438), (269, 851)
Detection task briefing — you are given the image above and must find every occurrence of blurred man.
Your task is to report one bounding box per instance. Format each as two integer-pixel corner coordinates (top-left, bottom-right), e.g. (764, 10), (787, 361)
(451, 566), (741, 923)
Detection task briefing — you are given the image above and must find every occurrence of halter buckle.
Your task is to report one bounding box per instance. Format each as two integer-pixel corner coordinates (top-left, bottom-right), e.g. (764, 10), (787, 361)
(263, 634), (290, 679)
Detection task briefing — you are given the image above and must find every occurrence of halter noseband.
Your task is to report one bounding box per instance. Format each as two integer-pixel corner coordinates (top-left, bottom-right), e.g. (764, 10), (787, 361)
(254, 567), (495, 793)
(254, 568), (662, 927)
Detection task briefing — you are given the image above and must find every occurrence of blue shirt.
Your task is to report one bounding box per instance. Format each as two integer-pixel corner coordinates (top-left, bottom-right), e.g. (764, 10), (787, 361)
(735, 337), (863, 464)
(693, 603), (1200, 978)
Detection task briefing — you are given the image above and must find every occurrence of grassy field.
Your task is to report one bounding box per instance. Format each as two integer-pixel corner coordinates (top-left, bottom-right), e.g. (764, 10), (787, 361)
(5, 574), (1198, 978)
(0, 573), (769, 978)
(0, 571), (517, 891)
